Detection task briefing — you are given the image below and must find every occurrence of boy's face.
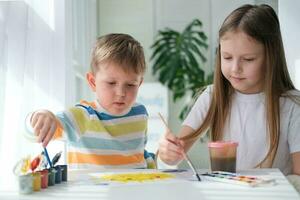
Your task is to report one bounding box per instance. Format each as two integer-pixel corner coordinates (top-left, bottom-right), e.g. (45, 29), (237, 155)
(220, 30), (265, 94)
(86, 62), (143, 115)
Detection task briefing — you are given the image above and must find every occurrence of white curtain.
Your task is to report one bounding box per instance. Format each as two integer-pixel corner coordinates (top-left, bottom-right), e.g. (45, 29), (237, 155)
(0, 0), (67, 189)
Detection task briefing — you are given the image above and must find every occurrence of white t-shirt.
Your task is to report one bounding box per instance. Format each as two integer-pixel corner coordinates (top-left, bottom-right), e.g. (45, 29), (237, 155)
(183, 85), (300, 175)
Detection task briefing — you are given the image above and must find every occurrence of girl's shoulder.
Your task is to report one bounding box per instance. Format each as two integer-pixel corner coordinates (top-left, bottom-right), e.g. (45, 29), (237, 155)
(281, 89), (300, 103)
(195, 84), (213, 101)
(284, 89), (300, 95)
(281, 89), (300, 111)
(192, 84), (213, 107)
(201, 84), (214, 95)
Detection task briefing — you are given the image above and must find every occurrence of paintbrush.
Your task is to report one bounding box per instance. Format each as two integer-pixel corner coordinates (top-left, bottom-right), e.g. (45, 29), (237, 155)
(43, 147), (53, 168)
(158, 112), (201, 181)
(52, 151), (62, 166)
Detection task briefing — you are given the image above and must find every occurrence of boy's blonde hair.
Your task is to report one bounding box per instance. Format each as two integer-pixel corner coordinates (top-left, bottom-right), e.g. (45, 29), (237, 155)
(90, 33), (146, 74)
(182, 4), (296, 168)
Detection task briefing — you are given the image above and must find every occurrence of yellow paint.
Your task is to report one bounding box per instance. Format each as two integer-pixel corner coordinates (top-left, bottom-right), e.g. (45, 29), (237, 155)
(32, 172), (41, 191)
(20, 156), (31, 174)
(100, 172), (174, 183)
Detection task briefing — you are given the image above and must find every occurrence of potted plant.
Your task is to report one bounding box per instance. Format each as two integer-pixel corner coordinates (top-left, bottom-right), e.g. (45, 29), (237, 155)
(151, 19), (213, 120)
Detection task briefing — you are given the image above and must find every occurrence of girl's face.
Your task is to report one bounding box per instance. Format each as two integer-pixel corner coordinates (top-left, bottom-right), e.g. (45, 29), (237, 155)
(86, 62), (143, 115)
(220, 30), (265, 94)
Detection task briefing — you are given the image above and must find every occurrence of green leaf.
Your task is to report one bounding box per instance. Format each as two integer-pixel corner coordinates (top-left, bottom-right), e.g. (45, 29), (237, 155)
(190, 37), (208, 49)
(150, 44), (169, 60)
(150, 18), (211, 120)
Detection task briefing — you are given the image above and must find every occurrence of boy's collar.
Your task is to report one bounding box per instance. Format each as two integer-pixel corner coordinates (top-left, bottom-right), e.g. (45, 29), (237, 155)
(94, 99), (131, 116)
(79, 100), (97, 109)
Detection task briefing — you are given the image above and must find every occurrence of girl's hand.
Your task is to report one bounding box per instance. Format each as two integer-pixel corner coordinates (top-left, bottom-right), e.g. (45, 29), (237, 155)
(158, 130), (185, 165)
(30, 109), (57, 147)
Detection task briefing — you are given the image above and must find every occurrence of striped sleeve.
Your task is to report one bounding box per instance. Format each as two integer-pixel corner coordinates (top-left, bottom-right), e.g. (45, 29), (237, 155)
(55, 108), (86, 142)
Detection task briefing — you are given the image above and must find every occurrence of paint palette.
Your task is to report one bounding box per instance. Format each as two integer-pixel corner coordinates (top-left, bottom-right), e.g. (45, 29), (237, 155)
(201, 171), (276, 187)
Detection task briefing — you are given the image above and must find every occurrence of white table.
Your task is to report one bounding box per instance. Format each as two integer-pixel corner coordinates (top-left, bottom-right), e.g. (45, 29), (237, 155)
(0, 169), (299, 200)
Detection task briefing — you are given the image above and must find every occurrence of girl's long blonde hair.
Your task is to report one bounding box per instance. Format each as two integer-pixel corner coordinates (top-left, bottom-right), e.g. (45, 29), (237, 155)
(182, 4), (295, 167)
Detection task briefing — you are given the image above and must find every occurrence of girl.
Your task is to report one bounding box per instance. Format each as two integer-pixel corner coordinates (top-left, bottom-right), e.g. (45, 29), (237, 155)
(158, 4), (300, 176)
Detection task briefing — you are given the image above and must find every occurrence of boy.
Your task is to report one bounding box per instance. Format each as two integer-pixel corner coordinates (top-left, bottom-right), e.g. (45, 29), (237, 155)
(26, 33), (155, 169)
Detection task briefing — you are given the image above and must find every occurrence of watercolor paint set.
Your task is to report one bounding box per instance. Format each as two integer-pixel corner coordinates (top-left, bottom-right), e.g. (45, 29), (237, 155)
(14, 151), (68, 194)
(201, 171), (276, 187)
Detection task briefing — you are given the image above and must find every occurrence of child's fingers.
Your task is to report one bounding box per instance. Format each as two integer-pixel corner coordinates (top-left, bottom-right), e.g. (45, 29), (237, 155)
(42, 123), (56, 147)
(164, 132), (183, 150)
(37, 117), (52, 143)
(158, 139), (183, 163)
(31, 110), (53, 128)
(159, 148), (183, 162)
(159, 137), (183, 155)
(164, 130), (179, 143)
(160, 144), (183, 157)
(178, 140), (185, 149)
(31, 113), (39, 128)
(158, 132), (185, 164)
(166, 140), (183, 154)
(33, 117), (44, 136)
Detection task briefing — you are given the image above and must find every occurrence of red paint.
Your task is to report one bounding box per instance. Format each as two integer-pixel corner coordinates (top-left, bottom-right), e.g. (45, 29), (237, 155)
(30, 156), (40, 172)
(38, 169), (49, 188)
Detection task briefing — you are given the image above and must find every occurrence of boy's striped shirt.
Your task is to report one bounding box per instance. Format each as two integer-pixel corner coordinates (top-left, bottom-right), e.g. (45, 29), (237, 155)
(34, 100), (149, 169)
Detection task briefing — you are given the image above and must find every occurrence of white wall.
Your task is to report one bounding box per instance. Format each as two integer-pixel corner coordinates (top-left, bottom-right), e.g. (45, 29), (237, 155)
(279, 0), (300, 89)
(67, 0), (98, 103)
(98, 0), (155, 82)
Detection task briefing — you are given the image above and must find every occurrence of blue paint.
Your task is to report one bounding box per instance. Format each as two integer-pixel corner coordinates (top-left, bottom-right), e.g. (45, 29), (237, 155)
(54, 166), (62, 183)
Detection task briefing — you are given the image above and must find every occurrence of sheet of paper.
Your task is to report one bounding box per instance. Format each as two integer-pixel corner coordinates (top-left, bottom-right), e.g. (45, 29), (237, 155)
(84, 170), (196, 186)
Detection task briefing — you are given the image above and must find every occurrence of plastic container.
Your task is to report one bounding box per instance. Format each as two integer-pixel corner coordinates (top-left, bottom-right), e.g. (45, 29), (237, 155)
(38, 169), (48, 188)
(58, 165), (68, 182)
(208, 141), (238, 173)
(18, 174), (33, 194)
(47, 168), (56, 186)
(54, 165), (62, 184)
(32, 172), (41, 191)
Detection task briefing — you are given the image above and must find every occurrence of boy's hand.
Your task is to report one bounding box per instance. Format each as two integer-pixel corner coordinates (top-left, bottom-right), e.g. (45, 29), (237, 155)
(30, 109), (57, 147)
(158, 130), (184, 165)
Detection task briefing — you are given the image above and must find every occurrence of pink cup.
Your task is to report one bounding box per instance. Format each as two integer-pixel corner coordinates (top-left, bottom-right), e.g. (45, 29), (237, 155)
(208, 141), (238, 172)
